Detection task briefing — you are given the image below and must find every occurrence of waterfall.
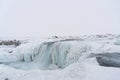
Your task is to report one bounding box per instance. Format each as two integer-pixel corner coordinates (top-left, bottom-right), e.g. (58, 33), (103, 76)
(1, 39), (120, 70)
(3, 40), (93, 70)
(33, 42), (71, 68)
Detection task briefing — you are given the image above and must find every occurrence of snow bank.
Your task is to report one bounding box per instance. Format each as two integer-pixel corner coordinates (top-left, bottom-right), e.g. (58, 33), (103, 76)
(0, 58), (120, 80)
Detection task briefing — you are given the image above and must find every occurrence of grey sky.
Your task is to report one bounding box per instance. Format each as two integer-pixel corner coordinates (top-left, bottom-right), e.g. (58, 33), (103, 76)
(0, 0), (120, 37)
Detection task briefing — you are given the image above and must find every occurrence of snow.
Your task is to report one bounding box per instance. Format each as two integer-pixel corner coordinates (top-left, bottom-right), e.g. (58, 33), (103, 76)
(0, 47), (18, 62)
(0, 59), (120, 80)
(0, 36), (120, 80)
(1, 39), (120, 69)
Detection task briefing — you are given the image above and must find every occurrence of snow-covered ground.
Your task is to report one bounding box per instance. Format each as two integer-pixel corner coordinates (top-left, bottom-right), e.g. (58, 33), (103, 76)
(0, 36), (120, 80)
(1, 59), (120, 80)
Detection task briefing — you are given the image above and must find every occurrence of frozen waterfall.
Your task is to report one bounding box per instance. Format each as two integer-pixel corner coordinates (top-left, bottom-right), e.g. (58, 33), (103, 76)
(8, 40), (92, 70)
(2, 39), (119, 70)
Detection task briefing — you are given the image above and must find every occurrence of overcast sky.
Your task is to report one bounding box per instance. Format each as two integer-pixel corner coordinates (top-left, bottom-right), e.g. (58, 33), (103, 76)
(0, 0), (120, 37)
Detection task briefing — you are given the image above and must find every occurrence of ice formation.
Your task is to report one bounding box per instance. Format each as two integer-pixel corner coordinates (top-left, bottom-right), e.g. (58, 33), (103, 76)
(0, 36), (120, 80)
(1, 38), (120, 70)
(5, 40), (95, 70)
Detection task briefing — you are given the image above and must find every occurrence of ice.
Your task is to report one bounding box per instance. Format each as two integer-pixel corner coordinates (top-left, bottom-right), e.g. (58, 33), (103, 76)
(114, 39), (120, 45)
(1, 38), (120, 70)
(0, 47), (19, 63)
(95, 53), (120, 67)
(1, 59), (120, 80)
(0, 37), (120, 80)
(10, 41), (94, 69)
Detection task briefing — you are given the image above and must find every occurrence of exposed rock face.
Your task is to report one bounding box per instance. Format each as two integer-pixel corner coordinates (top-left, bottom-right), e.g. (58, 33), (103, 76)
(0, 40), (21, 46)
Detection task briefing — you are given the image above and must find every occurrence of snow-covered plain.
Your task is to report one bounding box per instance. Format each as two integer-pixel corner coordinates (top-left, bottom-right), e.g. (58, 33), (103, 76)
(0, 35), (120, 80)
